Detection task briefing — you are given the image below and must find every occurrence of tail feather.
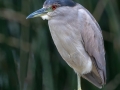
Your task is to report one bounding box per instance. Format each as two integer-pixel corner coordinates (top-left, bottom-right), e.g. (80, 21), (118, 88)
(82, 71), (103, 88)
(82, 57), (106, 88)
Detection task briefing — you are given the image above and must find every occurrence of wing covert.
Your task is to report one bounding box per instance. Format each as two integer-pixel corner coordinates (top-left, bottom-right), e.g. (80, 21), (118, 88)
(78, 8), (106, 84)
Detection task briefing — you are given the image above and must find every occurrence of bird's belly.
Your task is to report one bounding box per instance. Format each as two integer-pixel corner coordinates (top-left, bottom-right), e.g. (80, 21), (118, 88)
(56, 42), (92, 74)
(48, 21), (92, 74)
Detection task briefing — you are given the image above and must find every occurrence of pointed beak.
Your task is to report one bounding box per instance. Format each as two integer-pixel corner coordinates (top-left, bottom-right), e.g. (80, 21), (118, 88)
(26, 8), (48, 19)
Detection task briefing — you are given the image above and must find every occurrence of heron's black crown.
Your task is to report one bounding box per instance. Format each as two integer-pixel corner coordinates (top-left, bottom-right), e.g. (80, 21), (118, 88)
(44, 0), (76, 7)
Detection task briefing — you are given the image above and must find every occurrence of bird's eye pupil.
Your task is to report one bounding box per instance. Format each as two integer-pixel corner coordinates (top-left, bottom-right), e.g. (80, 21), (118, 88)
(52, 5), (57, 10)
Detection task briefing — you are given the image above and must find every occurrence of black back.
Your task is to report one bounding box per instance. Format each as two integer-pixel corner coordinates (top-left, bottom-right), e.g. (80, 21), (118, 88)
(44, 0), (76, 7)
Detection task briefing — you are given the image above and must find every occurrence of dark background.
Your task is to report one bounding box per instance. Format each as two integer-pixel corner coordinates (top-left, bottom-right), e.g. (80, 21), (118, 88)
(0, 0), (120, 90)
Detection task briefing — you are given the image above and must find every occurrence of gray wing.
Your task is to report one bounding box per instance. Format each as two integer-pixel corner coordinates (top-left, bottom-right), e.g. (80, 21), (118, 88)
(78, 8), (106, 87)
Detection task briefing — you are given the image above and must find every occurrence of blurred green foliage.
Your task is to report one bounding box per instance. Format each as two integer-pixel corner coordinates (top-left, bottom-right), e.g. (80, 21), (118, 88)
(0, 0), (120, 90)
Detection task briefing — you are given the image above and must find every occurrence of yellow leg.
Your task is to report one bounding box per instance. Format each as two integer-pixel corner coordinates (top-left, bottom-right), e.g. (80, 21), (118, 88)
(77, 74), (82, 90)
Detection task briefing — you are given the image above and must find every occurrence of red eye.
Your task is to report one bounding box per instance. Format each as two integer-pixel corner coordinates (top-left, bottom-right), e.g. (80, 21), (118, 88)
(52, 5), (57, 10)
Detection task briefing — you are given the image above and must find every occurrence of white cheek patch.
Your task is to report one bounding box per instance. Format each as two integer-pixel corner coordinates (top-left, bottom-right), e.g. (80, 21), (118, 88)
(41, 14), (50, 20)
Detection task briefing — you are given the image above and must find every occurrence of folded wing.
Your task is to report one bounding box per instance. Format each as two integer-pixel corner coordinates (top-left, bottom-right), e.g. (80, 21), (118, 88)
(78, 8), (106, 88)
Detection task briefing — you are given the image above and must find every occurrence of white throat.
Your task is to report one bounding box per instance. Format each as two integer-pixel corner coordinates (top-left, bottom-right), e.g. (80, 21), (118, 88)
(41, 14), (50, 20)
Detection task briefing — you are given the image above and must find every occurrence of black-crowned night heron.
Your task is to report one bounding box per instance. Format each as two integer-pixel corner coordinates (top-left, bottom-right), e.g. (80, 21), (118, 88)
(26, 0), (106, 90)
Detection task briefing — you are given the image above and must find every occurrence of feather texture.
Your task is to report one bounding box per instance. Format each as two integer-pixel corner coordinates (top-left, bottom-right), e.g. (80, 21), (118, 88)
(78, 8), (106, 86)
(48, 3), (106, 88)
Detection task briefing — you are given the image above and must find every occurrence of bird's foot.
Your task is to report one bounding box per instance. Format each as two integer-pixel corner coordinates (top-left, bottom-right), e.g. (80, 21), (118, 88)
(78, 88), (82, 90)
